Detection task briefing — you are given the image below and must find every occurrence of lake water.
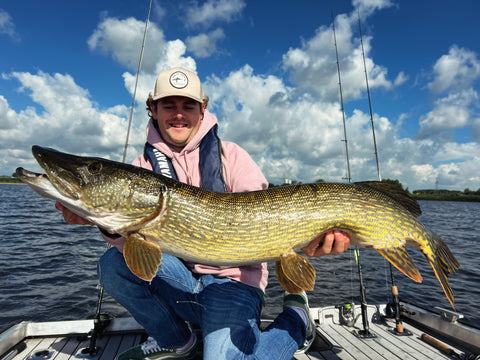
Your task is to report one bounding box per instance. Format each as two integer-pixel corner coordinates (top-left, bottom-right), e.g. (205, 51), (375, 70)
(1, 183), (479, 332)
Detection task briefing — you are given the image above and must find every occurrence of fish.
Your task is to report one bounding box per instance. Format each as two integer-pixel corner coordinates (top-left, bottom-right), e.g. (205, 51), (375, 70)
(16, 145), (460, 307)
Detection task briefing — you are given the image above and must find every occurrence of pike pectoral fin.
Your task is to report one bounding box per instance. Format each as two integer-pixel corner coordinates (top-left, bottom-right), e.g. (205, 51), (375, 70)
(376, 246), (422, 283)
(275, 251), (315, 294)
(123, 233), (163, 282)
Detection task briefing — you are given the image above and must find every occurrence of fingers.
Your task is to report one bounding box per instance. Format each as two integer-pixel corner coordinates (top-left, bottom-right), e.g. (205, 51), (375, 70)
(55, 201), (93, 225)
(301, 230), (350, 258)
(331, 230), (350, 254)
(55, 201), (65, 211)
(301, 236), (322, 257)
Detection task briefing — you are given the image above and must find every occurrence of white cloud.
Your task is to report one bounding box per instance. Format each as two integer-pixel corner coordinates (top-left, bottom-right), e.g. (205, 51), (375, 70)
(416, 46), (479, 142)
(204, 65), (395, 183)
(473, 117), (480, 141)
(87, 17), (167, 73)
(0, 71), (144, 173)
(185, 0), (246, 28)
(0, 95), (18, 130)
(186, 28), (225, 58)
(202, 49), (480, 190)
(0, 9), (19, 41)
(436, 159), (480, 189)
(435, 142), (479, 163)
(411, 163), (435, 184)
(353, 0), (396, 18)
(88, 16), (197, 106)
(111, 7), (479, 190)
(3, 7), (480, 193)
(394, 71), (408, 86)
(282, 11), (394, 103)
(417, 104), (469, 139)
(152, 1), (167, 22)
(427, 45), (480, 94)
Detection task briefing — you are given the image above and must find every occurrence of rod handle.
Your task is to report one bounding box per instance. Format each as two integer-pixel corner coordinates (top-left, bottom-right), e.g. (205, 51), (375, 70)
(421, 333), (455, 356)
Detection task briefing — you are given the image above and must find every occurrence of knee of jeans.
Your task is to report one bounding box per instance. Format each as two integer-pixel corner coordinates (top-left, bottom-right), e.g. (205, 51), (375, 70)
(97, 248), (129, 291)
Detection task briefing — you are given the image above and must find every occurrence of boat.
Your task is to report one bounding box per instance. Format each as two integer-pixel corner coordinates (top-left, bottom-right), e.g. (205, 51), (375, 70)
(1, 300), (479, 360)
(4, 4), (479, 360)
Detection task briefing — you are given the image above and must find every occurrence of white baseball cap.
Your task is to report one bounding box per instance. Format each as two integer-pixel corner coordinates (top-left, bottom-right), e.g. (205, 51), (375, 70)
(152, 67), (203, 103)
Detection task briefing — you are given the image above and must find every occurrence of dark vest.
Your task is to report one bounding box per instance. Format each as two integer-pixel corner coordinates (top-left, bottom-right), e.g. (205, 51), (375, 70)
(144, 124), (227, 192)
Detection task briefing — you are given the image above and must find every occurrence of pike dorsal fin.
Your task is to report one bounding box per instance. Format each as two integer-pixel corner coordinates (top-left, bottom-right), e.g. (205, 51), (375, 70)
(356, 181), (422, 217)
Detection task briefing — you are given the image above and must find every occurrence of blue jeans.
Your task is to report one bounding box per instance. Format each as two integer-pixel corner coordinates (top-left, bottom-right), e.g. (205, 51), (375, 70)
(98, 248), (306, 360)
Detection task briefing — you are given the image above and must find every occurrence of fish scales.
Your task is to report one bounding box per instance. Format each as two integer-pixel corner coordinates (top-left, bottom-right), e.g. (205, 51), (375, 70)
(16, 146), (460, 308)
(140, 182), (417, 265)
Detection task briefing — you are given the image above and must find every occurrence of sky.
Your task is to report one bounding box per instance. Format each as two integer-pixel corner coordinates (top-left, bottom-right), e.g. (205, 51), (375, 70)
(1, 0), (479, 191)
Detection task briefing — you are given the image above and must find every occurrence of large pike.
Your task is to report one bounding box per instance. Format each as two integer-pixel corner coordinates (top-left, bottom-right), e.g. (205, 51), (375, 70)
(17, 146), (459, 307)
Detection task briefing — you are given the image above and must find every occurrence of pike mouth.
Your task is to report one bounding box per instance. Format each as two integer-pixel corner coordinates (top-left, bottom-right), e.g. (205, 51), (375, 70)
(16, 167), (62, 201)
(16, 167), (49, 182)
(16, 167), (80, 200)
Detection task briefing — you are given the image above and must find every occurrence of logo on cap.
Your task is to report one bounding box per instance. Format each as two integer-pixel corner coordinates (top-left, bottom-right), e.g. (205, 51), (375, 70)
(169, 71), (188, 89)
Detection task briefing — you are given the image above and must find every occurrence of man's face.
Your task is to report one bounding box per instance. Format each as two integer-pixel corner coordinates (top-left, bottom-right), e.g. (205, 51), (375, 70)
(151, 96), (204, 152)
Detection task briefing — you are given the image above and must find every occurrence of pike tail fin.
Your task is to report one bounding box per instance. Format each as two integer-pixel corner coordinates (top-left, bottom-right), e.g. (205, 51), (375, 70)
(275, 251), (315, 294)
(422, 232), (460, 309)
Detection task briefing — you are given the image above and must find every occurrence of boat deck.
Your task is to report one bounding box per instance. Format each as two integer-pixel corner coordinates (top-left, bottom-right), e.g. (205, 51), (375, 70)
(301, 304), (468, 360)
(1, 304), (477, 360)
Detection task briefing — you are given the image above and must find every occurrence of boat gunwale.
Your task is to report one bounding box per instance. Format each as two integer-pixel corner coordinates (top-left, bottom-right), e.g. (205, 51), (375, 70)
(0, 318), (145, 359)
(400, 301), (480, 354)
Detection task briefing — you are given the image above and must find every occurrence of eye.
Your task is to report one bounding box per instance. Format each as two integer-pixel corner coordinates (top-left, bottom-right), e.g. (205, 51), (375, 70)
(88, 162), (102, 173)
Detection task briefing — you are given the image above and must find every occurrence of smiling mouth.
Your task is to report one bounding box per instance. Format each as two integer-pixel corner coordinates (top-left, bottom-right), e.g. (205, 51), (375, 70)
(169, 122), (188, 128)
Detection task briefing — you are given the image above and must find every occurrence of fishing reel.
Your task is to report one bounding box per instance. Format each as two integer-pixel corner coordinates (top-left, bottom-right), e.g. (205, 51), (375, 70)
(337, 303), (356, 327)
(464, 354), (480, 360)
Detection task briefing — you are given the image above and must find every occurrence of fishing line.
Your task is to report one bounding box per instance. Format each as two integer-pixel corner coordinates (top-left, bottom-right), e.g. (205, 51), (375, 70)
(122, 0), (152, 163)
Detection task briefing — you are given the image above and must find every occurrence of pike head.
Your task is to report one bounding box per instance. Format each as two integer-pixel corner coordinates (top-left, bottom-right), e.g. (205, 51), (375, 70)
(16, 145), (164, 233)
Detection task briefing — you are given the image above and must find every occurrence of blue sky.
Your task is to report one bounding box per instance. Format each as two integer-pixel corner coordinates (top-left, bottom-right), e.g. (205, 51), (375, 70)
(1, 0), (479, 191)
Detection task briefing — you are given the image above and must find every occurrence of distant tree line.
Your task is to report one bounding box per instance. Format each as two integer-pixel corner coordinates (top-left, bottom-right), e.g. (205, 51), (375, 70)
(0, 175), (22, 184)
(412, 188), (480, 202)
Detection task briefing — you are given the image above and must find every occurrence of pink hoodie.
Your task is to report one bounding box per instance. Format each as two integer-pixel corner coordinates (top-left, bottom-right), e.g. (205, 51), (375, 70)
(104, 110), (270, 292)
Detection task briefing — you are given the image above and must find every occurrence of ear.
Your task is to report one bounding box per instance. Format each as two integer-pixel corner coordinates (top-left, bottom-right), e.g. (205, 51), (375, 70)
(149, 101), (158, 119)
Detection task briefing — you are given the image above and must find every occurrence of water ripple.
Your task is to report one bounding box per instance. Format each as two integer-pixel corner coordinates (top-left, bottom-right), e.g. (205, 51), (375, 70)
(1, 185), (479, 331)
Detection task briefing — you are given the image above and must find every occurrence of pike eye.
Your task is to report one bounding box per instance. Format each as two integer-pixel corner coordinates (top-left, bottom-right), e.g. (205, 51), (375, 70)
(88, 162), (102, 173)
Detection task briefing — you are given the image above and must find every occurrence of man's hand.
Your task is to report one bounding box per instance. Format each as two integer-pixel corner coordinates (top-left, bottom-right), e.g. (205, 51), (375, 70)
(302, 230), (350, 257)
(55, 201), (94, 225)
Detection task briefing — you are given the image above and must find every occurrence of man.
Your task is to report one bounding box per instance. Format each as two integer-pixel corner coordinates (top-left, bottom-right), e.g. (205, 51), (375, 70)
(56, 67), (350, 360)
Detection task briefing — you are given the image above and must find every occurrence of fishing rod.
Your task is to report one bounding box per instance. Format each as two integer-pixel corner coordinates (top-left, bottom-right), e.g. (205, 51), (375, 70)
(79, 0), (153, 356)
(122, 0), (152, 163)
(357, 9), (380, 179)
(332, 9), (373, 338)
(357, 8), (409, 336)
(332, 10), (351, 185)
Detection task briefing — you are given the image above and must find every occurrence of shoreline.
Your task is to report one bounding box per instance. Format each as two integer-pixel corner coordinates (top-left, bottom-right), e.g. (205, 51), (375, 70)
(0, 180), (25, 185)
